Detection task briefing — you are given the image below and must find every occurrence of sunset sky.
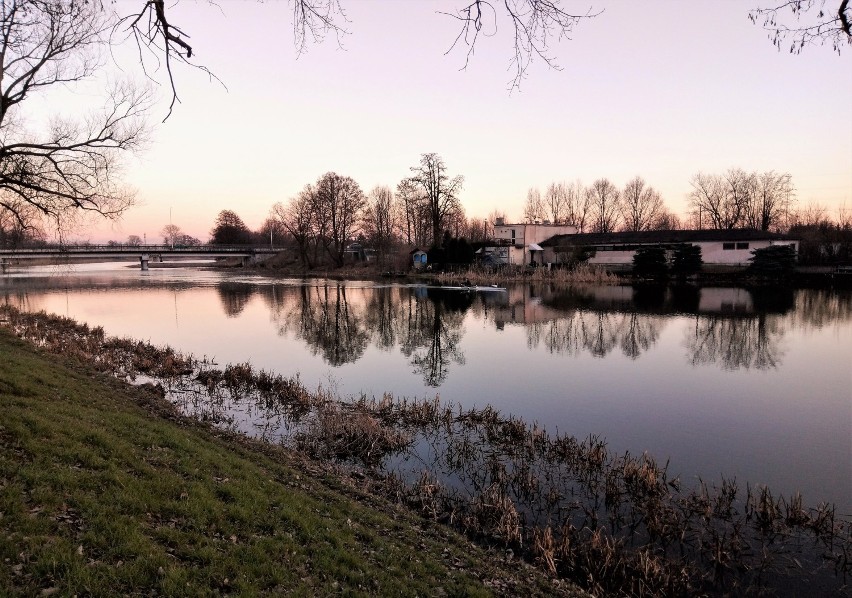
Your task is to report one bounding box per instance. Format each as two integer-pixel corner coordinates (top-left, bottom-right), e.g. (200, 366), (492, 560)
(77, 0), (851, 243)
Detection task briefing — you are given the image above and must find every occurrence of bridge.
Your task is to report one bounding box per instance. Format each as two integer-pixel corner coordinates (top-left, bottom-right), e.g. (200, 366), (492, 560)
(0, 245), (281, 271)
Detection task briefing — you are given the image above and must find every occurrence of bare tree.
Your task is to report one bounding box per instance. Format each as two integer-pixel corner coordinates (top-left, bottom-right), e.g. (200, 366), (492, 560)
(395, 177), (426, 246)
(161, 223), (183, 246)
(466, 215), (488, 242)
(126, 234), (142, 246)
(650, 208), (682, 231)
(722, 168), (755, 229)
(688, 173), (724, 230)
(749, 0), (851, 54)
(587, 178), (621, 233)
(409, 153), (463, 247)
(272, 187), (319, 268)
(363, 185), (397, 265)
(792, 201), (830, 227)
(620, 176), (664, 232)
(486, 208), (507, 240)
(313, 172), (365, 266)
(0, 1), (150, 235)
(523, 187), (544, 223)
(564, 179), (590, 232)
(688, 170), (753, 230)
(0, 196), (44, 247)
(745, 170), (795, 231)
(543, 181), (568, 224)
(257, 216), (287, 247)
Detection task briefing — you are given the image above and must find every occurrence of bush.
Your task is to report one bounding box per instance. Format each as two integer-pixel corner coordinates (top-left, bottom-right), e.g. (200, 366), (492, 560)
(632, 246), (668, 278)
(748, 244), (797, 277)
(670, 244), (703, 277)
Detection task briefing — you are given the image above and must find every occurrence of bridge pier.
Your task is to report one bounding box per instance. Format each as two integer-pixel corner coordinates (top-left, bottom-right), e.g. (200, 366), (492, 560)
(140, 254), (149, 271)
(0, 258), (6, 273)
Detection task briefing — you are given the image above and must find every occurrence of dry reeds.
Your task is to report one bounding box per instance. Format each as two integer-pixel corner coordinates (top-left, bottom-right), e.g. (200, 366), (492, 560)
(436, 264), (621, 286)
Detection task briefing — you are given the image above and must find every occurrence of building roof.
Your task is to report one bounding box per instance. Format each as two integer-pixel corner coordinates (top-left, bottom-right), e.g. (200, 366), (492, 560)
(541, 229), (799, 248)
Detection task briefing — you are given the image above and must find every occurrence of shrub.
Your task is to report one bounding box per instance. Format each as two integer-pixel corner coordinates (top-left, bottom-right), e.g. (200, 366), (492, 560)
(670, 244), (703, 277)
(632, 246), (668, 278)
(748, 244), (797, 277)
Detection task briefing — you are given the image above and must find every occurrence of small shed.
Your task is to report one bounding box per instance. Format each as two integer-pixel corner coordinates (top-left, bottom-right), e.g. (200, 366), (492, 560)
(410, 248), (428, 270)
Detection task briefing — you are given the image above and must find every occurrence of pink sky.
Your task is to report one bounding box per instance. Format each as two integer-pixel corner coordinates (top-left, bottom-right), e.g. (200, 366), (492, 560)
(74, 1), (851, 243)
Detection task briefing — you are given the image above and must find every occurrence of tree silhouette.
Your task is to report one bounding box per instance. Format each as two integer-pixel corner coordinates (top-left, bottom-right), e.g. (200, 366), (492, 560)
(211, 210), (253, 245)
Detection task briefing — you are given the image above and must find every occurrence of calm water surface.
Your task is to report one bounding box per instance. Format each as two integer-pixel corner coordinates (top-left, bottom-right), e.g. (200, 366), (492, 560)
(2, 262), (850, 511)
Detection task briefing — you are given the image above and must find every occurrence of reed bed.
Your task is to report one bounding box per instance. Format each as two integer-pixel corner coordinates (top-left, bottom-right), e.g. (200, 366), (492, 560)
(436, 264), (622, 286)
(2, 305), (849, 596)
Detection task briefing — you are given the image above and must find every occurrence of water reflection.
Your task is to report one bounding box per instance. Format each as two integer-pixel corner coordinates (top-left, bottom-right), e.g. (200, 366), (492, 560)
(401, 289), (470, 387)
(685, 315), (784, 370)
(208, 281), (848, 376)
(4, 275), (851, 381)
(267, 284), (371, 366)
(3, 273), (850, 510)
(257, 283), (472, 385)
(217, 282), (254, 317)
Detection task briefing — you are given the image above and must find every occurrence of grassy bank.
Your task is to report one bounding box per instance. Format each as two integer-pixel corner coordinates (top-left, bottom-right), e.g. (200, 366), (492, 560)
(0, 329), (580, 596)
(3, 307), (849, 596)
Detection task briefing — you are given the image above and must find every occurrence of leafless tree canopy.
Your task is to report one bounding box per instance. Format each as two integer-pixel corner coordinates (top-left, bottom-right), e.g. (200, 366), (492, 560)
(542, 181), (568, 224)
(620, 176), (663, 232)
(409, 153), (464, 247)
(272, 172), (365, 268)
(586, 177), (620, 233)
(688, 169), (795, 231)
(363, 185), (397, 264)
(441, 0), (599, 89)
(749, 0), (851, 53)
(395, 177), (428, 247)
(523, 187), (544, 222)
(0, 1), (150, 236)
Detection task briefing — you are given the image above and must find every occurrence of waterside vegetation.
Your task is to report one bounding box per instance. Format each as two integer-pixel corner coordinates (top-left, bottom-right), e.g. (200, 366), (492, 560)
(1, 306), (849, 596)
(0, 318), (578, 597)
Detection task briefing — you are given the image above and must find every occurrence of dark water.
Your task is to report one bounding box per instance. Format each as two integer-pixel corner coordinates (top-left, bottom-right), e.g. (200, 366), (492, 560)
(2, 263), (850, 512)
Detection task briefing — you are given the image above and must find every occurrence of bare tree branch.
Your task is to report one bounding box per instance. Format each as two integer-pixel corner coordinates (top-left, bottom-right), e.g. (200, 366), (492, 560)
(441, 0), (600, 90)
(749, 0), (852, 53)
(1, 2), (151, 232)
(114, 0), (225, 121)
(293, 0), (350, 56)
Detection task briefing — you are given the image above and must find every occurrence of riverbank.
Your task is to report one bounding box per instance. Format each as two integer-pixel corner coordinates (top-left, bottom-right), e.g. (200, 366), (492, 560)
(251, 254), (852, 288)
(0, 328), (582, 596)
(2, 307), (849, 596)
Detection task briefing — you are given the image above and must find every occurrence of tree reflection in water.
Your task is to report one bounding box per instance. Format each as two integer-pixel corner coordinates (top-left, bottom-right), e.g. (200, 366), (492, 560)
(685, 315), (785, 370)
(216, 282), (255, 317)
(239, 281), (845, 379)
(261, 283), (470, 383)
(401, 289), (470, 387)
(288, 284), (370, 366)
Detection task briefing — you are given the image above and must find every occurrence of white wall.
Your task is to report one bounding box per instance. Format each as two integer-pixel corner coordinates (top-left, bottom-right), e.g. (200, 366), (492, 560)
(545, 239), (799, 266)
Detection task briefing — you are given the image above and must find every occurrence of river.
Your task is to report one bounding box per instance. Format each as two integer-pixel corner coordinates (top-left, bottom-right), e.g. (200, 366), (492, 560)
(1, 261), (850, 513)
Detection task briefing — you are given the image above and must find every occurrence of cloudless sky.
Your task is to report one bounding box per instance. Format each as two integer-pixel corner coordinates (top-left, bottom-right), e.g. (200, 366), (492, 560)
(71, 0), (851, 242)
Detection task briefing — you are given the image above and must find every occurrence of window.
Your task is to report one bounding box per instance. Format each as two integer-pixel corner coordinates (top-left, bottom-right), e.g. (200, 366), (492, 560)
(722, 242), (735, 250)
(511, 229), (516, 242)
(736, 242), (749, 250)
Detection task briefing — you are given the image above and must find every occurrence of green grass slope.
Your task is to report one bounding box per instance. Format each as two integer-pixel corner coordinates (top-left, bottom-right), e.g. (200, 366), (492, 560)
(0, 330), (581, 597)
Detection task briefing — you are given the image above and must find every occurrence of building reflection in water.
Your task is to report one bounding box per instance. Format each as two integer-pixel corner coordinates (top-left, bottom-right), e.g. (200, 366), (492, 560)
(210, 281), (840, 381)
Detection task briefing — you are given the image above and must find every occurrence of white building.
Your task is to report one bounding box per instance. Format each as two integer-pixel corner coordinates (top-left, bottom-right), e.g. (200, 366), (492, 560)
(490, 219), (578, 266)
(540, 229), (800, 268)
